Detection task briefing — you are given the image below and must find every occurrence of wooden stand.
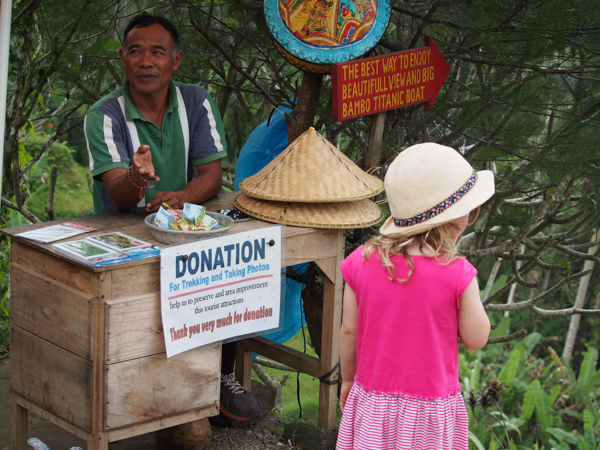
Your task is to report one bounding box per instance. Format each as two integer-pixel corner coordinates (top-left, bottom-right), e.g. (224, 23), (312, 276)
(236, 225), (344, 430)
(4, 192), (343, 450)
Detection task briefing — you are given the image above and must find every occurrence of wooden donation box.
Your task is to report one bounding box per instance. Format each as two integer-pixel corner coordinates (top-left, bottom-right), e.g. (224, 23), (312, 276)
(5, 192), (344, 450)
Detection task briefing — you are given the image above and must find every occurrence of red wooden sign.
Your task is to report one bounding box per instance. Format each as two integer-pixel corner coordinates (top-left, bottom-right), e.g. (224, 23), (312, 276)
(332, 37), (450, 122)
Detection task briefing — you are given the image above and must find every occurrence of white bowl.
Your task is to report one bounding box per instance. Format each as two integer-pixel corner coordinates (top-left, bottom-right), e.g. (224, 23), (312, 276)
(144, 211), (234, 245)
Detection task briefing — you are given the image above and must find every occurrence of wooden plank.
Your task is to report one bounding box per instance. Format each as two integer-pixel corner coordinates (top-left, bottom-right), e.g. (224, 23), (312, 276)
(239, 336), (320, 379)
(10, 326), (91, 431)
(11, 263), (93, 359)
(105, 293), (165, 363)
(235, 339), (255, 391)
(318, 229), (345, 430)
(11, 241), (95, 294)
(105, 345), (220, 429)
(106, 404), (219, 442)
(315, 256), (336, 284)
(15, 396), (90, 441)
(109, 263), (160, 299)
(10, 393), (28, 450)
(283, 229), (338, 266)
(90, 272), (109, 449)
(3, 192), (324, 273)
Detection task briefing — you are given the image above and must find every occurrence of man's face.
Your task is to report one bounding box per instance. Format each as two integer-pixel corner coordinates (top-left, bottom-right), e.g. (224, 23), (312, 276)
(119, 23), (182, 98)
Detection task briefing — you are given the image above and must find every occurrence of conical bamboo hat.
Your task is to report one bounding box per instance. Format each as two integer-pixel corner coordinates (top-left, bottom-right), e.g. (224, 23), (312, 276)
(239, 128), (384, 202)
(234, 193), (384, 229)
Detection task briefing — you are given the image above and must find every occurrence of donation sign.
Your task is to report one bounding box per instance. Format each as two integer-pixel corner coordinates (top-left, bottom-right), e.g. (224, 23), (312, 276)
(332, 36), (450, 121)
(160, 227), (282, 358)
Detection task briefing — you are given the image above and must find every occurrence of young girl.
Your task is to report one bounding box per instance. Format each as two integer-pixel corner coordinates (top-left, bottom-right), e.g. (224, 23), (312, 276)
(337, 143), (494, 450)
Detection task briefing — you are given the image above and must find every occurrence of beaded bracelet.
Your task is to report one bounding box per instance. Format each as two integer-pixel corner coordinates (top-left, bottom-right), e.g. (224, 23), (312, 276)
(127, 166), (155, 200)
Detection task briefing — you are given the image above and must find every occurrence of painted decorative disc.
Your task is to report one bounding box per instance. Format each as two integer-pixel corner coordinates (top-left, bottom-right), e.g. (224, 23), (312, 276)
(273, 40), (331, 74)
(265, 0), (391, 65)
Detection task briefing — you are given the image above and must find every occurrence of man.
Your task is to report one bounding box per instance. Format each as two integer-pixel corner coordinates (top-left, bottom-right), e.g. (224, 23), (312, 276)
(84, 14), (261, 422)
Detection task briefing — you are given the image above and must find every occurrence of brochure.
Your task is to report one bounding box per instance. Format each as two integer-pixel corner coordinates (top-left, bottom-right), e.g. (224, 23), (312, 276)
(86, 232), (151, 251)
(53, 232), (160, 266)
(16, 222), (97, 243)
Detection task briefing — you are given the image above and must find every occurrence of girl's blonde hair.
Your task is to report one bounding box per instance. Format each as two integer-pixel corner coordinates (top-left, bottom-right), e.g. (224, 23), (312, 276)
(363, 207), (479, 283)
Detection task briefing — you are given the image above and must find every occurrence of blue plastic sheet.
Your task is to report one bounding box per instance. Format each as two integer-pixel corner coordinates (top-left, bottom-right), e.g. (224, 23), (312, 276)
(234, 105), (292, 191)
(234, 105), (306, 345)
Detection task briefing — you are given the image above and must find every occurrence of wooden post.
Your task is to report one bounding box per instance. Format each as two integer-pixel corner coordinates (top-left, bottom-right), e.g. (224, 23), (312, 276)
(317, 230), (345, 430)
(365, 112), (386, 170)
(10, 392), (28, 450)
(235, 340), (254, 391)
(88, 272), (109, 450)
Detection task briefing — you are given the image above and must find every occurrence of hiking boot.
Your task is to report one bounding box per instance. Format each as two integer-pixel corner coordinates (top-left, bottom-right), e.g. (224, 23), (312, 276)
(219, 373), (261, 421)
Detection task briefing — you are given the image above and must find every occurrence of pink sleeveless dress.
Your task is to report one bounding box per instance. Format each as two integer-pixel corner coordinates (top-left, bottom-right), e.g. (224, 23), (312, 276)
(337, 246), (476, 450)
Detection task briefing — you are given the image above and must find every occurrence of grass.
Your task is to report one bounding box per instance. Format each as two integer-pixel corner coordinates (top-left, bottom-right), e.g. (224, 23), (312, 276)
(252, 328), (343, 427)
(26, 164), (93, 220)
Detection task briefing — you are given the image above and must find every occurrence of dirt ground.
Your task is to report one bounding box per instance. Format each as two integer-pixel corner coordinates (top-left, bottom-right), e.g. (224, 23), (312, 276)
(0, 358), (300, 450)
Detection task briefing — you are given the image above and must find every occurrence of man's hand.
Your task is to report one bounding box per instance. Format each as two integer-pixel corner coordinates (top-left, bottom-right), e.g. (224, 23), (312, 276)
(146, 191), (185, 212)
(132, 144), (160, 182)
(145, 159), (223, 212)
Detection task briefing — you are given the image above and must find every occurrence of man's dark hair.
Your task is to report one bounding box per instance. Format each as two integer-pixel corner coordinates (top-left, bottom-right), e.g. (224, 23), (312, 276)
(123, 14), (180, 56)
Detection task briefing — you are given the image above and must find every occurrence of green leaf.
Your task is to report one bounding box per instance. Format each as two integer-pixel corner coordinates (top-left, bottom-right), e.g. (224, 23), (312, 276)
(557, 408), (582, 421)
(531, 380), (553, 431)
(584, 428), (598, 449)
(552, 257), (571, 275)
(470, 359), (481, 393)
(547, 427), (577, 444)
(583, 408), (595, 433)
(511, 378), (530, 393)
(523, 332), (543, 352)
(541, 359), (559, 379)
(520, 382), (535, 420)
(548, 385), (562, 406)
(576, 434), (591, 450)
(490, 315), (511, 338)
(578, 348), (598, 385)
(103, 39), (122, 50)
(498, 344), (524, 385)
(491, 274), (508, 294)
(25, 120), (35, 138)
(523, 237), (540, 250)
(85, 36), (121, 56)
(491, 414), (523, 439)
(468, 431), (486, 450)
(478, 147), (507, 159)
(18, 143), (32, 167)
(37, 93), (44, 110)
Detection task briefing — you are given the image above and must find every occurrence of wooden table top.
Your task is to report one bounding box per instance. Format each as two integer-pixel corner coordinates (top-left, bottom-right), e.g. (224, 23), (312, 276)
(1, 192), (324, 272)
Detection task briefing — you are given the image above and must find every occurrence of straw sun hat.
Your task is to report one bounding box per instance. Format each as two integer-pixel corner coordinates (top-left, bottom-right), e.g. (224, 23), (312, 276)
(240, 128), (383, 202)
(235, 128), (384, 229)
(379, 143), (495, 237)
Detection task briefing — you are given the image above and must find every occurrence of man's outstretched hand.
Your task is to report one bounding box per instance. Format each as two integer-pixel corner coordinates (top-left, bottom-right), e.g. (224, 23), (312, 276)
(132, 145), (160, 182)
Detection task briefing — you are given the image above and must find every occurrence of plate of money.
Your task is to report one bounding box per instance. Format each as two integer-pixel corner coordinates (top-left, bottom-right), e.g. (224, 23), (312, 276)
(144, 211), (234, 245)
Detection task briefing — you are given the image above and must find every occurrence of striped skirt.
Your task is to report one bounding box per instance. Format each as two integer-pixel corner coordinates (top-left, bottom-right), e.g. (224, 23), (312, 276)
(336, 382), (468, 450)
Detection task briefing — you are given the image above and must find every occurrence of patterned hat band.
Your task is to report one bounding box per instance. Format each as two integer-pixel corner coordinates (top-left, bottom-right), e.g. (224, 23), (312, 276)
(393, 170), (478, 228)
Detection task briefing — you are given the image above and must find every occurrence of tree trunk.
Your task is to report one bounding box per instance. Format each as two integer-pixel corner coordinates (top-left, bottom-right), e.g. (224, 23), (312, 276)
(365, 112), (386, 169)
(286, 72), (323, 144)
(562, 231), (600, 364)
